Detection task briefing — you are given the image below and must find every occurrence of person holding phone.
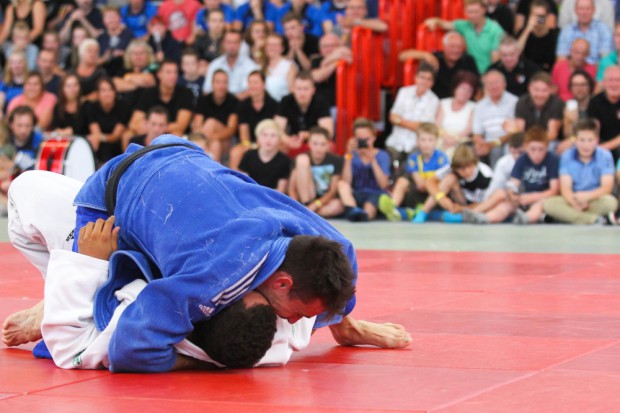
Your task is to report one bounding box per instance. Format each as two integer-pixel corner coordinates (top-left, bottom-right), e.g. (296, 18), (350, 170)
(337, 117), (391, 222)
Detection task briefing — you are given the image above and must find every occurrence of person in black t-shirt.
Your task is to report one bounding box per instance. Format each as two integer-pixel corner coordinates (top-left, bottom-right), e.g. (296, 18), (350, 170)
(517, 0), (559, 72)
(399, 31), (479, 99)
(515, 0), (557, 34)
(193, 69), (239, 163)
(229, 70), (278, 170)
(283, 13), (319, 71)
(239, 119), (291, 193)
(487, 36), (540, 97)
(146, 15), (182, 65)
(311, 33), (352, 108)
(587, 66), (620, 161)
(486, 0), (515, 35)
(126, 105), (169, 149)
(178, 49), (205, 107)
(59, 0), (105, 44)
(289, 126), (344, 217)
(275, 71), (333, 157)
(85, 77), (130, 166)
(50, 73), (87, 138)
(127, 60), (194, 139)
(193, 9), (225, 69)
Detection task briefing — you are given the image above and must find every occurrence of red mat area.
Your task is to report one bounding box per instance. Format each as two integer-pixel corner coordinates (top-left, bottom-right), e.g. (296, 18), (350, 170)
(2, 244), (620, 412)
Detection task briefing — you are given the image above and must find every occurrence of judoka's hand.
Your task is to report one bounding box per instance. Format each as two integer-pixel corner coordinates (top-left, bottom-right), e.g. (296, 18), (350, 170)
(78, 216), (120, 261)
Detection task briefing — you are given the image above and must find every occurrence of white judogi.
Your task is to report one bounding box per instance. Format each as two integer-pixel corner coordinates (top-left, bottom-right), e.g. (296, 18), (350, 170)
(8, 171), (314, 370)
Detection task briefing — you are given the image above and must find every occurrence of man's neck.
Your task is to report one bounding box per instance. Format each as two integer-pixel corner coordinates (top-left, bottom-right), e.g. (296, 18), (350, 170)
(258, 147), (278, 161)
(578, 152), (593, 163)
(160, 84), (174, 97)
(605, 92), (620, 104)
(226, 55), (238, 68)
(184, 73), (200, 82)
(490, 93), (503, 103)
(251, 93), (265, 105)
(578, 20), (592, 32)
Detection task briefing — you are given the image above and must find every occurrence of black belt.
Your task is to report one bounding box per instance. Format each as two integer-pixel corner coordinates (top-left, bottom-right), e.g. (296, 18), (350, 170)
(104, 142), (197, 216)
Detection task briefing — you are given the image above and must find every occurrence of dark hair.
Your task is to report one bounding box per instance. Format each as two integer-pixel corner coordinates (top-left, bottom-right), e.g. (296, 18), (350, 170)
(529, 71), (552, 87)
(9, 105), (37, 126)
(530, 0), (550, 13)
(181, 48), (199, 60)
(279, 236), (356, 321)
(58, 73), (81, 123)
(248, 69), (266, 82)
(191, 298), (277, 368)
(146, 105), (169, 121)
(451, 70), (479, 97)
(508, 131), (525, 148)
(96, 75), (117, 95)
(282, 12), (303, 25)
(417, 61), (436, 81)
(524, 125), (548, 144)
(158, 59), (179, 71)
(295, 70), (315, 83)
(309, 126), (330, 140)
(574, 118), (598, 135)
(569, 69), (595, 94)
(212, 68), (229, 82)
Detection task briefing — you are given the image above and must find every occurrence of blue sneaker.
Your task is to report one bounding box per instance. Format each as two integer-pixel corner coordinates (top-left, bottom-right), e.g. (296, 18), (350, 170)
(442, 212), (463, 223)
(346, 207), (369, 222)
(412, 210), (427, 223)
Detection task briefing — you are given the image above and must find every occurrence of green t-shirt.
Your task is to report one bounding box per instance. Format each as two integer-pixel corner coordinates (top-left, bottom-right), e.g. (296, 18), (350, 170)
(597, 51), (618, 82)
(454, 18), (505, 73)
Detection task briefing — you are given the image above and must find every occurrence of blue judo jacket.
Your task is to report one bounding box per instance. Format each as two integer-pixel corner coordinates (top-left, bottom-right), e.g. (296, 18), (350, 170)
(73, 135), (358, 372)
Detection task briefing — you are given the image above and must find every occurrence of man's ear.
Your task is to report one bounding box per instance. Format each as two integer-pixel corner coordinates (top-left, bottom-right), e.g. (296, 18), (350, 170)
(268, 271), (294, 292)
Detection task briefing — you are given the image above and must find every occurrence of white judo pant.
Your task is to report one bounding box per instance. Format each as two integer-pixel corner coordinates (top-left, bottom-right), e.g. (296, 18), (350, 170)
(7, 170), (314, 370)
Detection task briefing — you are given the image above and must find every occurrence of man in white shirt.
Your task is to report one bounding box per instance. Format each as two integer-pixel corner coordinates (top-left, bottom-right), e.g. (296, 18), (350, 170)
(202, 29), (259, 100)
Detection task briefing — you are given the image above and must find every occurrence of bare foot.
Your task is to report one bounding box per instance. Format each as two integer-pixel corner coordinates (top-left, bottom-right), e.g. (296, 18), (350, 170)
(2, 300), (44, 346)
(329, 316), (412, 348)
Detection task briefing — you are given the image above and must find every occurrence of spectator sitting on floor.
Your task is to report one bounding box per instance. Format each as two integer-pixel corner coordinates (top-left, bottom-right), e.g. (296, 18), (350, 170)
(484, 132), (526, 200)
(338, 117), (391, 222)
(385, 63), (439, 172)
(289, 126), (344, 218)
(379, 123), (449, 223)
(239, 119), (291, 193)
(543, 118), (618, 224)
(398, 31), (479, 99)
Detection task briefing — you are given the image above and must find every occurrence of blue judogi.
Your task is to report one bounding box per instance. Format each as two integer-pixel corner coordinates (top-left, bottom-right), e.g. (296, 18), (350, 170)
(73, 135), (358, 372)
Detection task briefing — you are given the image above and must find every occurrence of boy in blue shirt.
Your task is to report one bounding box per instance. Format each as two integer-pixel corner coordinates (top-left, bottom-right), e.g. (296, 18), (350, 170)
(543, 118), (618, 224)
(379, 122), (449, 221)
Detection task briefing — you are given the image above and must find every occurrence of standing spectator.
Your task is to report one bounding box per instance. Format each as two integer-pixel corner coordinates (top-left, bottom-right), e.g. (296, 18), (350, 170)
(59, 0), (105, 43)
(243, 19), (270, 66)
(338, 117), (391, 222)
(229, 70), (278, 171)
(7, 72), (57, 130)
(436, 72), (477, 158)
(71, 38), (106, 101)
(193, 9), (226, 70)
(50, 74), (86, 138)
(112, 40), (157, 96)
(515, 72), (564, 145)
(562, 69), (596, 143)
(596, 23), (620, 83)
(98, 6), (134, 77)
(233, 0), (279, 32)
(2, 21), (39, 70)
(552, 38), (596, 101)
(399, 31), (479, 99)
(587, 65), (620, 160)
(239, 119), (291, 193)
(559, 0), (614, 32)
(120, 0), (158, 39)
(264, 33), (297, 102)
(289, 126), (345, 218)
(385, 63), (439, 167)
(202, 29), (260, 100)
(515, 0), (557, 34)
(8, 106), (42, 172)
(471, 70), (519, 166)
(178, 49), (205, 106)
(36, 49), (61, 95)
(311, 32), (352, 109)
(85, 77), (129, 165)
(147, 15), (183, 65)
(425, 0), (505, 73)
(488, 36), (540, 97)
(0, 51), (28, 114)
(128, 60), (194, 138)
(193, 70), (239, 163)
(275, 71), (333, 155)
(517, 0), (559, 72)
(331, 0), (387, 45)
(282, 12), (319, 72)
(274, 0), (325, 37)
(543, 118), (617, 224)
(127, 106), (169, 148)
(157, 0), (201, 44)
(0, 0), (46, 45)
(485, 0), (514, 36)
(556, 0), (612, 65)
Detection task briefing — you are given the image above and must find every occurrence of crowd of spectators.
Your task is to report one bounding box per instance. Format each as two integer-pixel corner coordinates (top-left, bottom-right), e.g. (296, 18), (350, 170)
(0, 0), (619, 226)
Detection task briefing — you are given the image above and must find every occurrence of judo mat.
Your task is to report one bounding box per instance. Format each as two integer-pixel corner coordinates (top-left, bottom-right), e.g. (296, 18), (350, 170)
(2, 241), (620, 412)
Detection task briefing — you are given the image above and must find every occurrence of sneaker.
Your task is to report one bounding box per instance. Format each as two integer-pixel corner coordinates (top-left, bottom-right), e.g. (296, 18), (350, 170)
(595, 212), (617, 226)
(512, 209), (530, 225)
(346, 207), (369, 222)
(461, 209), (489, 224)
(412, 210), (427, 223)
(399, 207), (416, 221)
(442, 212), (463, 223)
(378, 194), (402, 222)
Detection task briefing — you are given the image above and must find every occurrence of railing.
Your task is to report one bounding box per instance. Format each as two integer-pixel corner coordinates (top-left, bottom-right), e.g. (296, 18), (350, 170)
(402, 58), (418, 86)
(441, 0), (464, 20)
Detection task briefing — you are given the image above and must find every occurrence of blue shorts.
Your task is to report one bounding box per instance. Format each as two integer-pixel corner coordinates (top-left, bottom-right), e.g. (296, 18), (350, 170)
(353, 190), (385, 208)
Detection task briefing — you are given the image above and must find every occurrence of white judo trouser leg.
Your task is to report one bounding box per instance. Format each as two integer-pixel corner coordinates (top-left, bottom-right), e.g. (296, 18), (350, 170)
(7, 170), (82, 279)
